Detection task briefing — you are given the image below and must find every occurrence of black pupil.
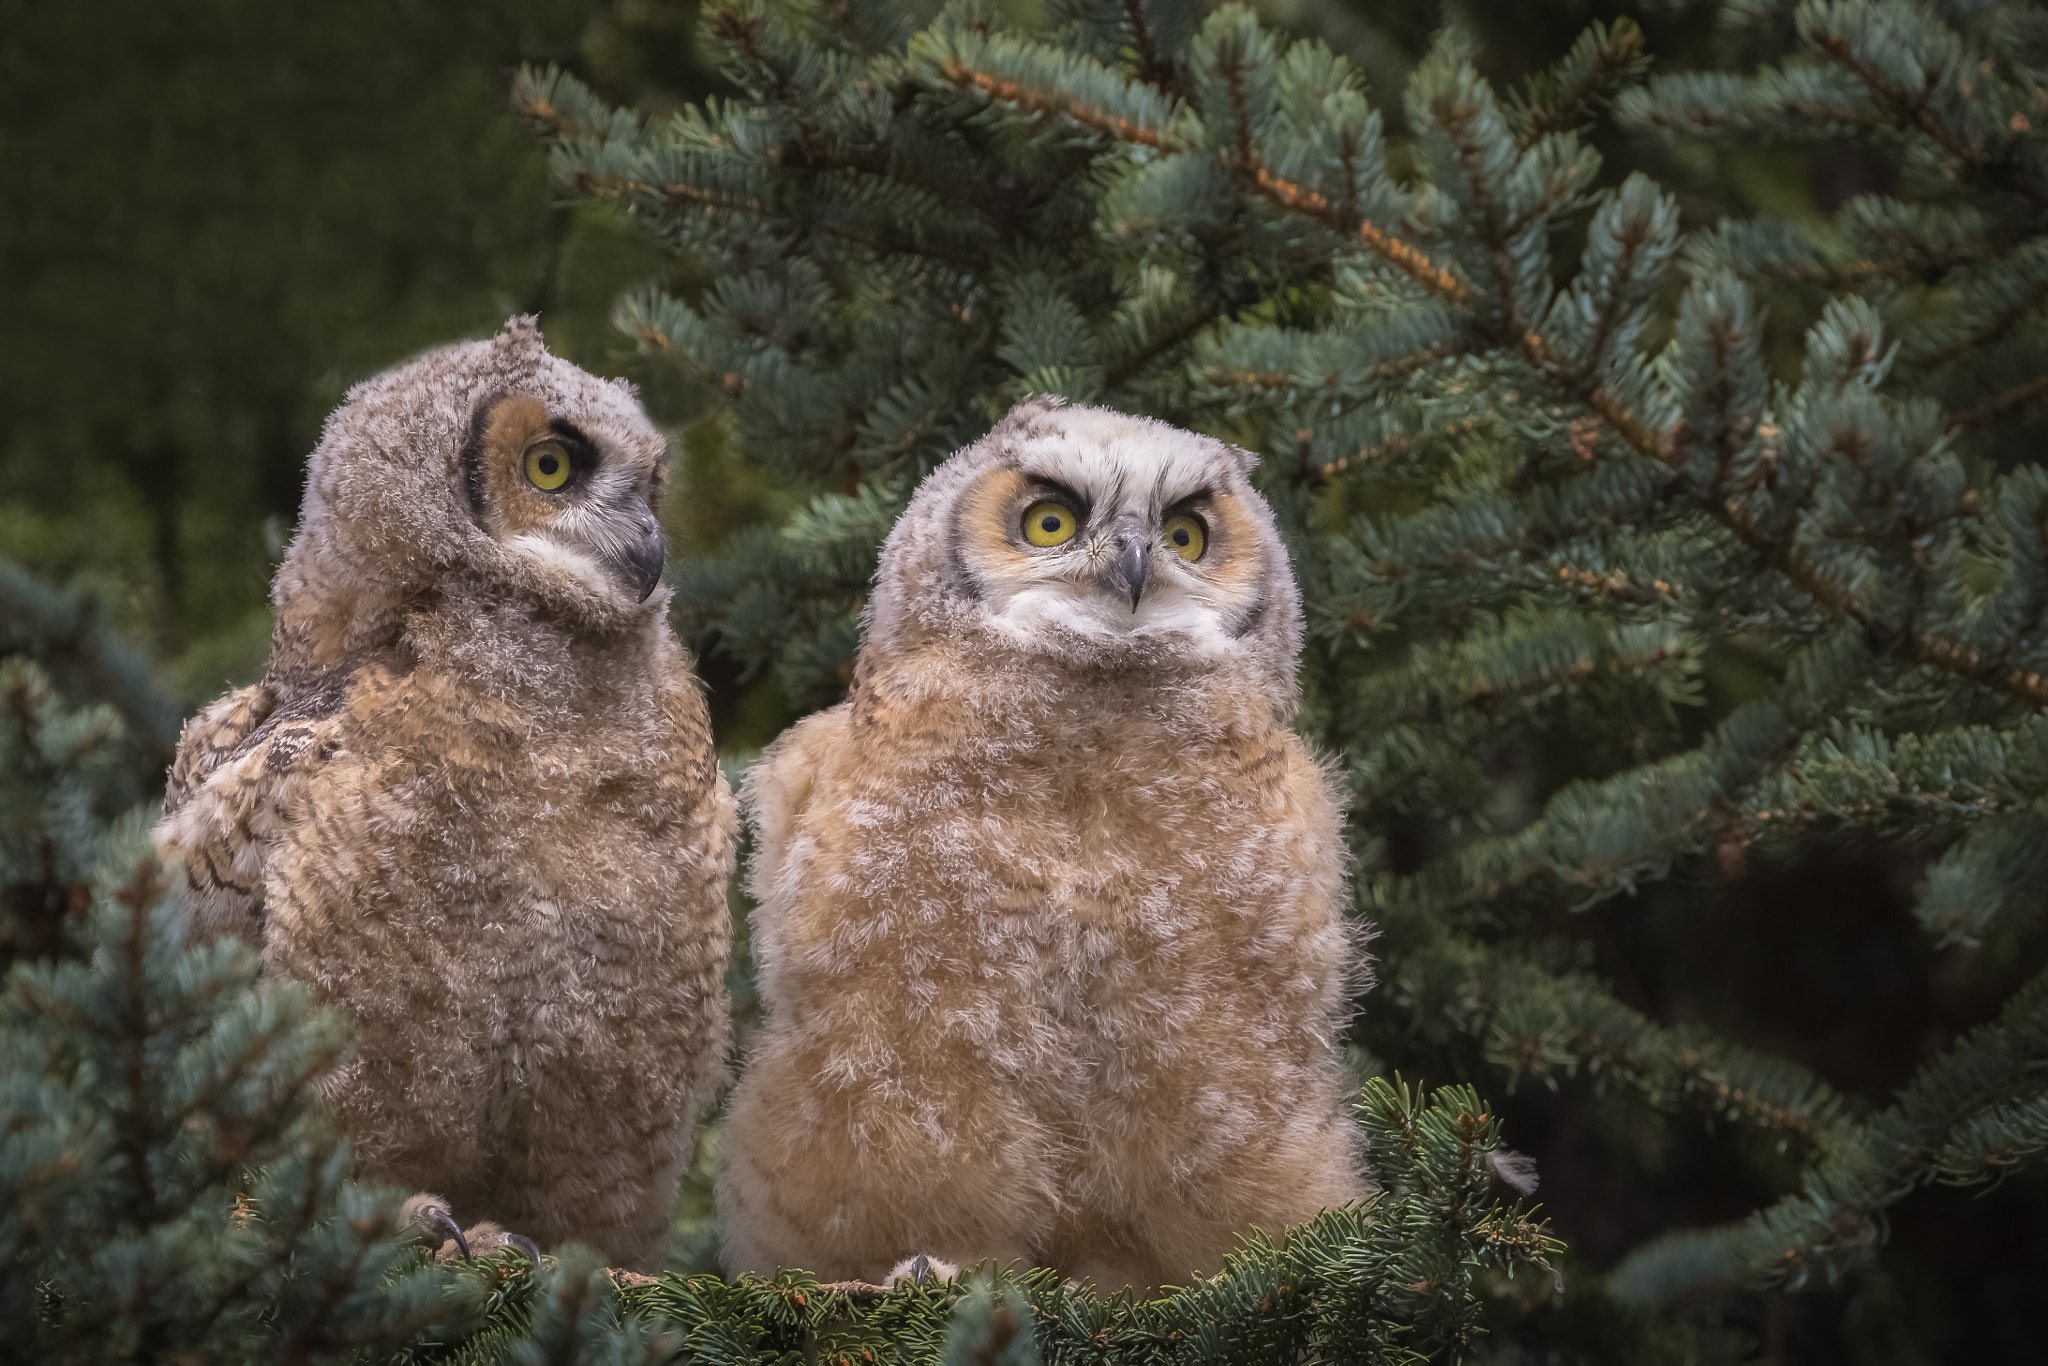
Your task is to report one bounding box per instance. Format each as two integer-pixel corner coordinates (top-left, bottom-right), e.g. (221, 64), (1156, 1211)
(1040, 514), (1061, 532)
(538, 453), (560, 476)
(1173, 527), (1189, 545)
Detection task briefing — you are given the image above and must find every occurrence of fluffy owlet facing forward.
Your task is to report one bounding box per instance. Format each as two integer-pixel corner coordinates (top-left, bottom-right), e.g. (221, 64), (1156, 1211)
(155, 318), (736, 1264)
(719, 398), (1363, 1293)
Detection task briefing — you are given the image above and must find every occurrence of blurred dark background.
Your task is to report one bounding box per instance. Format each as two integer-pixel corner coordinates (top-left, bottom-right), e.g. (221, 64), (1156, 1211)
(0, 0), (766, 703)
(5, 3), (2042, 1361)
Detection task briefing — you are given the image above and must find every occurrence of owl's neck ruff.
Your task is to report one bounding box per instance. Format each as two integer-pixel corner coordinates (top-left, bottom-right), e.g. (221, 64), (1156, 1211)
(970, 570), (1261, 663)
(406, 575), (676, 708)
(851, 625), (1291, 746)
(265, 555), (674, 723)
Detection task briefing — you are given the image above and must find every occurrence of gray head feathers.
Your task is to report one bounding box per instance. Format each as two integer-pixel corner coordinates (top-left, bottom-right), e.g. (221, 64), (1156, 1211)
(862, 397), (1305, 719)
(269, 317), (669, 674)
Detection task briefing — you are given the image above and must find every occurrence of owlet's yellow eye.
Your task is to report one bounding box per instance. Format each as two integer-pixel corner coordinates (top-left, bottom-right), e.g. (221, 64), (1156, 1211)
(525, 440), (572, 491)
(1164, 514), (1207, 561)
(1023, 502), (1078, 548)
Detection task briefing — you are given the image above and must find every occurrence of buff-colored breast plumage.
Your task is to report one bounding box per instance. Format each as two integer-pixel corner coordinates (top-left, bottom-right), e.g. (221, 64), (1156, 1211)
(155, 318), (736, 1264)
(719, 398), (1365, 1292)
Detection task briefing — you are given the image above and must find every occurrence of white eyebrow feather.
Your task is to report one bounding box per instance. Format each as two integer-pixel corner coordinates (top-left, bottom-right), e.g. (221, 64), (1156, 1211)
(1018, 430), (1225, 511)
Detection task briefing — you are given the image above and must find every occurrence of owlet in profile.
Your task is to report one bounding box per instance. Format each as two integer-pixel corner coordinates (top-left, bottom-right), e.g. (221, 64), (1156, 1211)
(155, 318), (736, 1265)
(719, 398), (1363, 1293)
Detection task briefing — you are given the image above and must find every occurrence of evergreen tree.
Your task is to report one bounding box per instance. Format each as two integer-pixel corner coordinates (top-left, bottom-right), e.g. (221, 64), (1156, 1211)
(21, 0), (2048, 1357)
(0, 647), (458, 1361)
(517, 0), (2048, 1356)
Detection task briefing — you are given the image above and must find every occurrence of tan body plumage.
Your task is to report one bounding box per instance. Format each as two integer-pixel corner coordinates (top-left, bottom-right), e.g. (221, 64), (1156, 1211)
(156, 319), (735, 1263)
(719, 399), (1363, 1292)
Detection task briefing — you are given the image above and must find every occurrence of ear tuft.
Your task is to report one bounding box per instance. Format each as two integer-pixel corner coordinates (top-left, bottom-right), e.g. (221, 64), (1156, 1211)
(496, 314), (547, 356)
(1224, 441), (1260, 477)
(991, 393), (1068, 437)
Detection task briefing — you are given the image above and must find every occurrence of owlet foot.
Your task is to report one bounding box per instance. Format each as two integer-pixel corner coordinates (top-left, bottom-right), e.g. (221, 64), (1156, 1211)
(886, 1253), (959, 1286)
(401, 1193), (542, 1264)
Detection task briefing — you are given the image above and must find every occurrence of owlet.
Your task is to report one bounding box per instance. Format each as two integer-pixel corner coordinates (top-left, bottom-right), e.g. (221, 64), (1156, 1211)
(719, 398), (1363, 1293)
(155, 318), (736, 1265)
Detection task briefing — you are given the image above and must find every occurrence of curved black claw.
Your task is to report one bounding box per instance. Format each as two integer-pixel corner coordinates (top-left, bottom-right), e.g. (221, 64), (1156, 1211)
(418, 1205), (471, 1262)
(504, 1233), (542, 1265)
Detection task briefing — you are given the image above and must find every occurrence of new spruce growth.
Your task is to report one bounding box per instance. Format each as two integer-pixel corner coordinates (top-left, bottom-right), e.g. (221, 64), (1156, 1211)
(519, 0), (2048, 1326)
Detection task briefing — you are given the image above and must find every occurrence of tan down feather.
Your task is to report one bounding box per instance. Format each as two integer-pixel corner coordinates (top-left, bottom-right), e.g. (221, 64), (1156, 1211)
(719, 399), (1365, 1293)
(156, 318), (735, 1263)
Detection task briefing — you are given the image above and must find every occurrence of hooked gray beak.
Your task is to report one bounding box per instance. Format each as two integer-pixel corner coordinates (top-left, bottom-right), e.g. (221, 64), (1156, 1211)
(610, 504), (667, 601)
(1098, 516), (1150, 610)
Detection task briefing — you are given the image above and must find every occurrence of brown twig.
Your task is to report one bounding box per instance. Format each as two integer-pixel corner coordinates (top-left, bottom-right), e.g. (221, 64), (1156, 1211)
(935, 57), (1469, 303)
(939, 60), (1167, 147)
(1250, 169), (1470, 302)
(1947, 369), (2048, 429)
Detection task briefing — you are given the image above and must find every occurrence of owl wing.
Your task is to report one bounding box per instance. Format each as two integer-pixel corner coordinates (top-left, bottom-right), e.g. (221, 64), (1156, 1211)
(155, 675), (348, 942)
(163, 684), (275, 815)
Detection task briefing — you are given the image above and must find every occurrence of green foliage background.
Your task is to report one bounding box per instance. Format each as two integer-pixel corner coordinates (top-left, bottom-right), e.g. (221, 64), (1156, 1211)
(10, 2), (2048, 1364)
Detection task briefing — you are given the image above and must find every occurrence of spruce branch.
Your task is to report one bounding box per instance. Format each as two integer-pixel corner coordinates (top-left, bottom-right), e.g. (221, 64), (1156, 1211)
(0, 799), (470, 1359)
(1511, 269), (2048, 710)
(511, 64), (636, 149)
(1377, 627), (1878, 925)
(0, 559), (180, 770)
(930, 57), (1171, 148)
(1367, 905), (1857, 1160)
(1946, 366), (2048, 427)
(1247, 168), (1471, 302)
(1120, 0), (1176, 94)
(1933, 1089), (2048, 1186)
(1421, 78), (1527, 332)
(1612, 960), (2048, 1302)
(1803, 3), (2048, 211)
(922, 25), (1471, 302)
(1508, 18), (1651, 149)
(1102, 297), (1220, 391)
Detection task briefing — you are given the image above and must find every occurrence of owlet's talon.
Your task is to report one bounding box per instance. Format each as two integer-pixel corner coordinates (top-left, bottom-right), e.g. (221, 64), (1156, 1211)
(887, 1253), (957, 1286)
(447, 1219), (544, 1264)
(402, 1193), (472, 1262)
